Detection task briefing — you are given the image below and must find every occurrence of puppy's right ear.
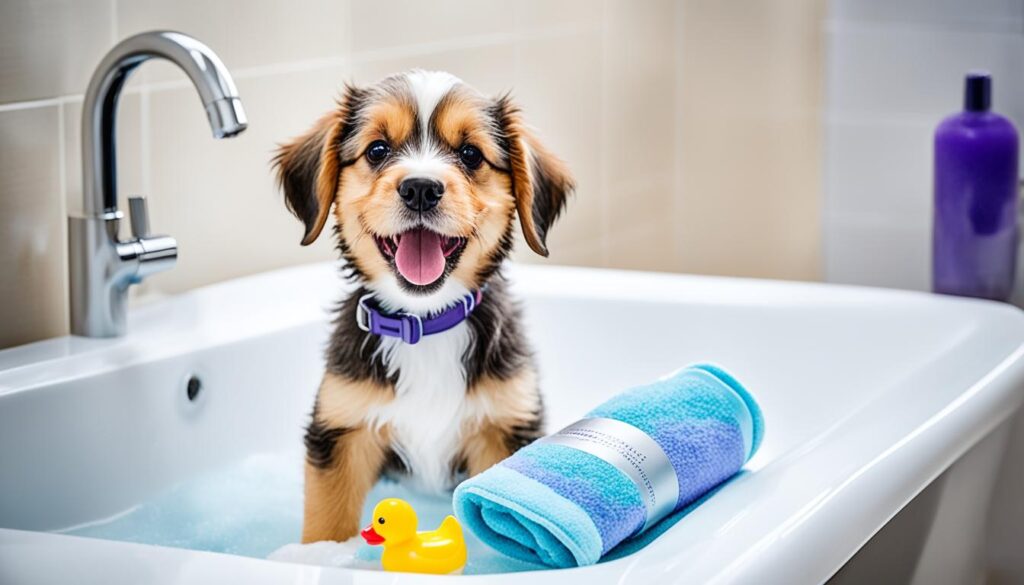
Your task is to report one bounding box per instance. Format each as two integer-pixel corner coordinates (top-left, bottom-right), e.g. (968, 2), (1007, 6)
(273, 85), (362, 246)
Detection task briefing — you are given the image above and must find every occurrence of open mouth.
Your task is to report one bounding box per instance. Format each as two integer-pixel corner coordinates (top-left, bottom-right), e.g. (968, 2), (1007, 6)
(374, 227), (467, 286)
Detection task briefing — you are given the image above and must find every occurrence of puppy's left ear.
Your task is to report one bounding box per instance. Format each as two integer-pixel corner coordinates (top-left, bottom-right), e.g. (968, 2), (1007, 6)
(273, 85), (362, 246)
(495, 95), (575, 257)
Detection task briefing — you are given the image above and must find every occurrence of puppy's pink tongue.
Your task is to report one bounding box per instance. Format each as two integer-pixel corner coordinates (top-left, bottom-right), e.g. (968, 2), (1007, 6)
(395, 228), (445, 285)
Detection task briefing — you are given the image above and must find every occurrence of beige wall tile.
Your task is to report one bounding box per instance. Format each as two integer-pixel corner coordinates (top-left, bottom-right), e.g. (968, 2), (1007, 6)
(0, 107), (67, 347)
(351, 0), (510, 54)
(606, 173), (676, 247)
(677, 0), (823, 119)
(143, 66), (348, 294)
(605, 0), (676, 177)
(118, 0), (352, 82)
(678, 114), (822, 280)
(676, 0), (824, 281)
(0, 0), (114, 104)
(352, 41), (516, 97)
(513, 0), (603, 31)
(63, 95), (145, 225)
(607, 217), (679, 273)
(605, 0), (677, 249)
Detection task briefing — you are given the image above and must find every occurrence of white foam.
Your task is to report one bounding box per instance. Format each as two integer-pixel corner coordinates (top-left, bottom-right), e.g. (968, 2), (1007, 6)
(268, 537), (380, 570)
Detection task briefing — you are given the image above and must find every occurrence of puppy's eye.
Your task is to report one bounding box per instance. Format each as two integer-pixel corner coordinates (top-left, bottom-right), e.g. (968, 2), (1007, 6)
(458, 144), (483, 170)
(366, 141), (391, 165)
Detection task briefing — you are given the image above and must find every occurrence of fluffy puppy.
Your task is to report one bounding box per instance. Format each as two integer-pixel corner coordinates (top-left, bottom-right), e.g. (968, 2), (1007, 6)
(274, 70), (574, 543)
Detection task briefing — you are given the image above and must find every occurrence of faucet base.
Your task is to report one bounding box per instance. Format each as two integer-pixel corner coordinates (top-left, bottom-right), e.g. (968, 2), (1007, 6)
(68, 215), (177, 337)
(69, 215), (130, 337)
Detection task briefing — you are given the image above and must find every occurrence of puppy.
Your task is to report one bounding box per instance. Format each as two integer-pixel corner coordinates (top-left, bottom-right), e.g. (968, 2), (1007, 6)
(274, 70), (574, 543)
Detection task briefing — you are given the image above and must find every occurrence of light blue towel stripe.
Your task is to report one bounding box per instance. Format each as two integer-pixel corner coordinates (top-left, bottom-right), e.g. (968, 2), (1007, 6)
(689, 363), (765, 457)
(454, 465), (603, 566)
(687, 366), (755, 459)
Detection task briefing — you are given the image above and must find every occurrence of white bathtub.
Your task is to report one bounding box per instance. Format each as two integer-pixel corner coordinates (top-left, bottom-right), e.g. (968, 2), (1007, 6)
(2, 262), (1023, 584)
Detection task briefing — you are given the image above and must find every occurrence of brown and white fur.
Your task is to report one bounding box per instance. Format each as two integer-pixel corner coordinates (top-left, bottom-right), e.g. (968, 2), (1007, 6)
(273, 70), (574, 543)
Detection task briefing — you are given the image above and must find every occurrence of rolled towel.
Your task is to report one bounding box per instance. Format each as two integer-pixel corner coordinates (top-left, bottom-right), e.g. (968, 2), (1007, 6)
(453, 364), (764, 568)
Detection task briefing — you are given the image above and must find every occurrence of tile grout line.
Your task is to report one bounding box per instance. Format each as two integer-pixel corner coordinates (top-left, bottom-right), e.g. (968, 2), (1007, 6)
(817, 0), (831, 282)
(0, 21), (600, 111)
(672, 0), (687, 272)
(0, 97), (68, 113)
(823, 209), (932, 230)
(825, 111), (943, 127)
(823, 16), (1024, 37)
(57, 102), (67, 211)
(134, 85), (153, 300)
(110, 0), (118, 44)
(344, 0), (354, 64)
(56, 100), (71, 329)
(350, 21), (599, 65)
(598, 0), (611, 267)
(98, 21), (602, 94)
(140, 88), (151, 201)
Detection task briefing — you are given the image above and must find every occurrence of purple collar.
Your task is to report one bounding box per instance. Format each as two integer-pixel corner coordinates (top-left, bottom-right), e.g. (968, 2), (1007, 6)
(356, 290), (483, 345)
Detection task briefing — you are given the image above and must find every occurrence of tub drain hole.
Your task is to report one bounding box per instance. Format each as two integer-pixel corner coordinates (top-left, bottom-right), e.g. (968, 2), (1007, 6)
(186, 376), (202, 402)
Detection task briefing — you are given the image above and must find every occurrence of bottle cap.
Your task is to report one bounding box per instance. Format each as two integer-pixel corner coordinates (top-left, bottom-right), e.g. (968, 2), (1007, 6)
(964, 71), (992, 112)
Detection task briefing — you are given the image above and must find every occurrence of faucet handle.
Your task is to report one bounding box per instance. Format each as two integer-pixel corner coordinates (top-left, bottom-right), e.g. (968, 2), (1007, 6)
(128, 196), (150, 238)
(134, 234), (177, 280)
(122, 195), (177, 281)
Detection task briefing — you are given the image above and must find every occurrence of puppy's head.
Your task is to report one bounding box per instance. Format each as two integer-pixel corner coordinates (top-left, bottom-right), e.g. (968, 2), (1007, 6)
(274, 70), (573, 310)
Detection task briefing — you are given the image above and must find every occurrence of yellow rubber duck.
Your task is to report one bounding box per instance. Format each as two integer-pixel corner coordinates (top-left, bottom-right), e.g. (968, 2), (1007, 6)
(360, 498), (467, 574)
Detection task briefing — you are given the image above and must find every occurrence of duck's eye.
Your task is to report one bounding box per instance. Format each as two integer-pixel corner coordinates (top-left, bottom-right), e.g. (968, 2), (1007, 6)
(377, 517), (385, 525)
(458, 144), (483, 170)
(366, 141), (391, 165)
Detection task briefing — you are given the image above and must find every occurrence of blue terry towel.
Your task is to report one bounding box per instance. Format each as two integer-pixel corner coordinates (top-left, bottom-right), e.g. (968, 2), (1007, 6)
(452, 364), (764, 568)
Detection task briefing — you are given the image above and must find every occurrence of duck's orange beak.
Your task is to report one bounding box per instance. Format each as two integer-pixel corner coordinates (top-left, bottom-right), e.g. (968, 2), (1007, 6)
(360, 524), (385, 545)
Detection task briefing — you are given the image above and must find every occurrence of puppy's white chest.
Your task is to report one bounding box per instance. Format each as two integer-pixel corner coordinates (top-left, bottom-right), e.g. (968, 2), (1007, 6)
(371, 325), (472, 493)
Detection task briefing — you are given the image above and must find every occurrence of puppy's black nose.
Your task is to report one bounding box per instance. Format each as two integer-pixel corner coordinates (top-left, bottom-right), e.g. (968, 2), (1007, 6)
(398, 177), (444, 212)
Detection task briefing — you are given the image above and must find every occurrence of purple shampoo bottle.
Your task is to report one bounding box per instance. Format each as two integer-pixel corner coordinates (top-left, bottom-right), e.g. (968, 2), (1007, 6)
(933, 72), (1019, 301)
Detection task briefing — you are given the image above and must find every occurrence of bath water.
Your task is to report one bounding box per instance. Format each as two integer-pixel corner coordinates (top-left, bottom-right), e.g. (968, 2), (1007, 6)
(60, 451), (542, 574)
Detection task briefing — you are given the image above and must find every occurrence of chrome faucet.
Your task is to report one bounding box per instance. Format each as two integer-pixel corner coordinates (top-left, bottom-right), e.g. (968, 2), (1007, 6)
(69, 31), (247, 337)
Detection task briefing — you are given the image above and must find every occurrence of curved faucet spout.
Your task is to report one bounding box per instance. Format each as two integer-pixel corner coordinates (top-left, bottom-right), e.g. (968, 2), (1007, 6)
(81, 30), (247, 216)
(71, 31), (246, 337)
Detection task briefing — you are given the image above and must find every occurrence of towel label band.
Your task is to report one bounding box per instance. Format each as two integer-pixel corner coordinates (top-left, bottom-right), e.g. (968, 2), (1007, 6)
(540, 417), (679, 532)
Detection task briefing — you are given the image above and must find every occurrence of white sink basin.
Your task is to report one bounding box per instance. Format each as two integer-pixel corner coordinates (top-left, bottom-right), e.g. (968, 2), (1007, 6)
(1, 262), (1023, 584)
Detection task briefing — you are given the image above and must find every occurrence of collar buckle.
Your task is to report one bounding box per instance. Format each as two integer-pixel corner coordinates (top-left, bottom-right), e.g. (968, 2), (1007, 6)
(460, 292), (475, 317)
(396, 313), (424, 344)
(356, 294), (374, 332)
(356, 294), (424, 344)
